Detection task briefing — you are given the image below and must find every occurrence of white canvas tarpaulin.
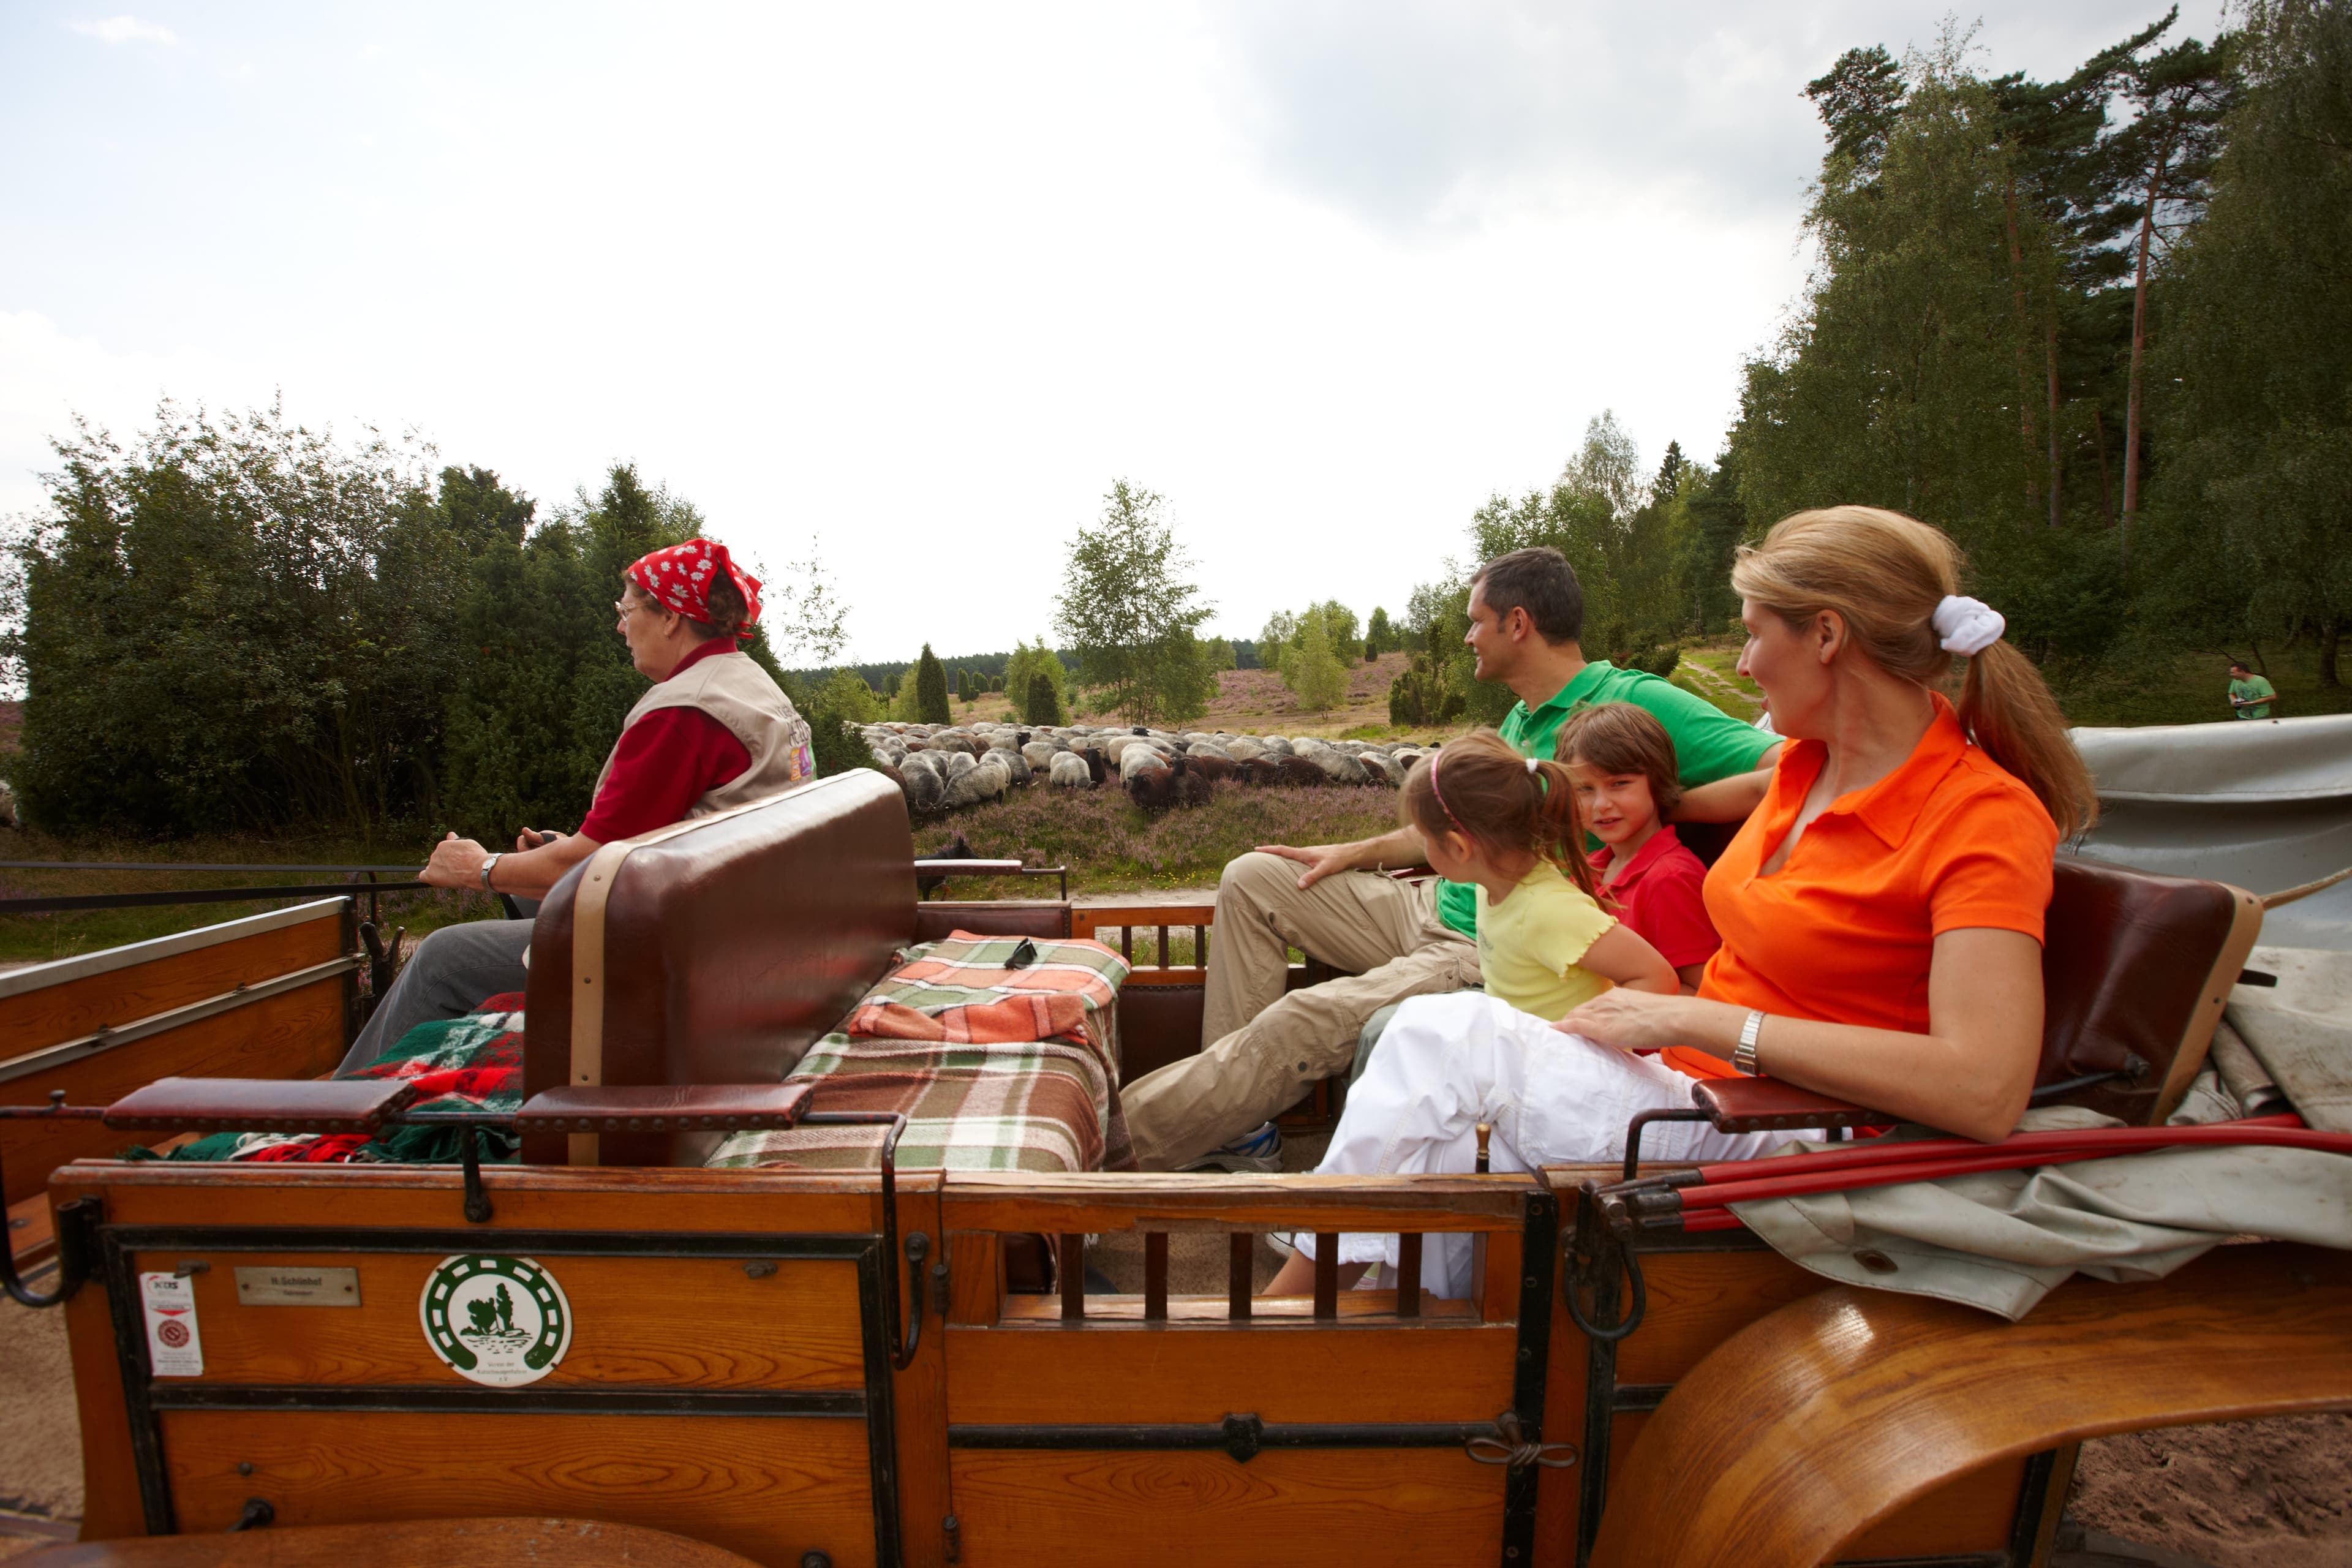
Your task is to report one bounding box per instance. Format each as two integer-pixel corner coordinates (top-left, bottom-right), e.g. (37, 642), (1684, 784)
(2229, 946), (2352, 1133)
(1728, 1109), (2352, 1320)
(2070, 712), (2352, 951)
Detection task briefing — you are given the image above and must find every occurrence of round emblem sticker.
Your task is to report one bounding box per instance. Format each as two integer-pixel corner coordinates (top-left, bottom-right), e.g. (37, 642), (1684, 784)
(419, 1255), (572, 1387)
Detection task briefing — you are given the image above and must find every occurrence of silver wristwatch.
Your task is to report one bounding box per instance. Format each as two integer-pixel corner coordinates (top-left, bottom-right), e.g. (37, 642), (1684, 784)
(1732, 1009), (1765, 1076)
(479, 853), (502, 892)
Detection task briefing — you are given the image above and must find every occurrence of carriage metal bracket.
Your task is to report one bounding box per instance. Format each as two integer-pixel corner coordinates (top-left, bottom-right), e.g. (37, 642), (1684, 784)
(1500, 1188), (1561, 1566)
(2, 1194), (101, 1309)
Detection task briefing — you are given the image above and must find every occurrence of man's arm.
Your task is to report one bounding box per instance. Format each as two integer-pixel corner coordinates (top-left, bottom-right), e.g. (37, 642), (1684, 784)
(1670, 767), (1774, 823)
(421, 829), (602, 901)
(1257, 824), (1430, 890)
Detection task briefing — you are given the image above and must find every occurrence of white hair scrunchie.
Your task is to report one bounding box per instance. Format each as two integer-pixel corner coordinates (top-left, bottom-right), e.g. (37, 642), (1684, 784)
(1932, 594), (2005, 656)
(1526, 756), (1540, 774)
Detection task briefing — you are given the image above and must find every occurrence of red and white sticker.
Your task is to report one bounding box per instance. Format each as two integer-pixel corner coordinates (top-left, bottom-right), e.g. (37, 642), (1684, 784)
(138, 1272), (205, 1377)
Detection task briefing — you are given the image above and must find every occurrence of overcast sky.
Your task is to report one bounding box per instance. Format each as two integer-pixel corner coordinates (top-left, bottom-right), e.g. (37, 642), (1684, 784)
(0, 1), (2225, 664)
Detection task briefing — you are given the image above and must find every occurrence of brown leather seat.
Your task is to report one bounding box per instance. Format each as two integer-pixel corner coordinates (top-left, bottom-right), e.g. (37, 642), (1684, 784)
(523, 772), (919, 1165)
(521, 772), (1078, 1166)
(1697, 856), (2263, 1134)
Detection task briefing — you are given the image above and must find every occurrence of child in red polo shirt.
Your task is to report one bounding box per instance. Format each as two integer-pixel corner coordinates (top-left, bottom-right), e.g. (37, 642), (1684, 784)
(1558, 703), (1719, 993)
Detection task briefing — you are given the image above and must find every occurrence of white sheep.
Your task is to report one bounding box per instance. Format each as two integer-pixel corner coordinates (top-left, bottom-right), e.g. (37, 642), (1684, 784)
(943, 756), (1011, 809)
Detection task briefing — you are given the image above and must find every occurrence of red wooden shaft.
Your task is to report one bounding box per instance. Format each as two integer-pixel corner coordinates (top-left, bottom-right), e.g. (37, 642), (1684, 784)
(1686, 1113), (2305, 1187)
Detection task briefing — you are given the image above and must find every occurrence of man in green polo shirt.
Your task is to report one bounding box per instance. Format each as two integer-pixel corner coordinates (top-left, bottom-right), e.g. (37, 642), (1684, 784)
(2228, 660), (2277, 719)
(1120, 546), (1781, 1171)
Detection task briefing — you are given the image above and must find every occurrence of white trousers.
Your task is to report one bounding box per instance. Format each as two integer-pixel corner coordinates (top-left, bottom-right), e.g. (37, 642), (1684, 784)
(1303, 992), (1791, 1300)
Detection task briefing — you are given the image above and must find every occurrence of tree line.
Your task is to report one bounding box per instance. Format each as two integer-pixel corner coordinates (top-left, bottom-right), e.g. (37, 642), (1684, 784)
(1732, 0), (2348, 685)
(1, 408), (864, 839)
(1386, 0), (2348, 718)
(8, 2), (2340, 839)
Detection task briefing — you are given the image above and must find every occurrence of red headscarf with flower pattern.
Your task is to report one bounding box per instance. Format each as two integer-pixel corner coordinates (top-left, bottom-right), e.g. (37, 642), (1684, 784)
(624, 538), (763, 629)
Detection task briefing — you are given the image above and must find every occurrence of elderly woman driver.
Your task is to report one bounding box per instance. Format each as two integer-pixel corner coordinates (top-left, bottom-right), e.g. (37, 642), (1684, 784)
(338, 538), (815, 1071)
(1267, 505), (2100, 1302)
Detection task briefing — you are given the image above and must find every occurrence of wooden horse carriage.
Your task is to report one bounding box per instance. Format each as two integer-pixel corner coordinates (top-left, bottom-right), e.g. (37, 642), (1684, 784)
(4, 769), (2348, 1567)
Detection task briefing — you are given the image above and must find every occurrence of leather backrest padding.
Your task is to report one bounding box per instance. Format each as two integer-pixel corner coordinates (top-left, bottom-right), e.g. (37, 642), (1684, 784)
(524, 772), (915, 1164)
(515, 1082), (814, 1133)
(912, 902), (1072, 943)
(107, 1076), (417, 1132)
(2041, 857), (2240, 1123)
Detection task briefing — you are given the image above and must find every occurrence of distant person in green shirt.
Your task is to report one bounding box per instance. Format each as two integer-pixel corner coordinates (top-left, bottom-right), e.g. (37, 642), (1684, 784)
(2228, 661), (2276, 720)
(1119, 545), (1782, 1171)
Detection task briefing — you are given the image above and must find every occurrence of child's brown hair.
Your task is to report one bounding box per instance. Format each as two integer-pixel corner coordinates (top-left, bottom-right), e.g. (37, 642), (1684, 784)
(1554, 703), (1681, 816)
(1402, 729), (1600, 899)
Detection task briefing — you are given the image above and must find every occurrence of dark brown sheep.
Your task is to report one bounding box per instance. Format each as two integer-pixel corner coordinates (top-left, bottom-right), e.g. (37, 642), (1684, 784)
(1184, 753), (1237, 783)
(1126, 752), (1213, 812)
(1240, 755), (1327, 788)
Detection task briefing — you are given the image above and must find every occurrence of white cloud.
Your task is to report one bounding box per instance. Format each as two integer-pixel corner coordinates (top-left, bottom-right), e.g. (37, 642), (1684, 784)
(66, 15), (179, 47)
(1204, 0), (2230, 235)
(0, 2), (2237, 663)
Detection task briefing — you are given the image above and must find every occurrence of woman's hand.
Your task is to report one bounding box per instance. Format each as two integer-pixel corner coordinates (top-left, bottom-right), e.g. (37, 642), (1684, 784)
(1555, 988), (1736, 1054)
(421, 832), (490, 890)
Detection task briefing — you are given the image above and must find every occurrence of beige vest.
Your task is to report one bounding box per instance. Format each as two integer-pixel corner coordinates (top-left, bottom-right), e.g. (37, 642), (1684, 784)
(593, 649), (816, 822)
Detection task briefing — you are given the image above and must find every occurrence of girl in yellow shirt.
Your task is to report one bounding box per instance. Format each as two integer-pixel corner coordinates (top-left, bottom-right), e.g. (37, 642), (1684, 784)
(1416, 730), (1678, 1014)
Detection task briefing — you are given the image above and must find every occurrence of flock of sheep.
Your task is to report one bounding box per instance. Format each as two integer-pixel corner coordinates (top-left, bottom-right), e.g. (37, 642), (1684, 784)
(859, 722), (1434, 815)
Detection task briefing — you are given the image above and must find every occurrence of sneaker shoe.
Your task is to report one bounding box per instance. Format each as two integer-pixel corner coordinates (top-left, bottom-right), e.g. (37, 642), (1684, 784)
(1180, 1120), (1283, 1173)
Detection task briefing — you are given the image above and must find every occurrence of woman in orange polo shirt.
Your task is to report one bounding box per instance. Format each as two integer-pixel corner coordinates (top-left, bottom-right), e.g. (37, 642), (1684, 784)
(1267, 505), (2097, 1302)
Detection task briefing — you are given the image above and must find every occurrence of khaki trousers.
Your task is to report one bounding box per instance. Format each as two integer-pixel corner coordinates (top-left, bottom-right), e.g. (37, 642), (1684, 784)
(1121, 851), (1480, 1169)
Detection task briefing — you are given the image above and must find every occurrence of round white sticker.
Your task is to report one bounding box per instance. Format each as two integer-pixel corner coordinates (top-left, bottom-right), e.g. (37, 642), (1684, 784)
(418, 1255), (573, 1387)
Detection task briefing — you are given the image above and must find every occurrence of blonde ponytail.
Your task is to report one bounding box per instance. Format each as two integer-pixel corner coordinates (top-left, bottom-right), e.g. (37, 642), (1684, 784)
(1731, 507), (2098, 839)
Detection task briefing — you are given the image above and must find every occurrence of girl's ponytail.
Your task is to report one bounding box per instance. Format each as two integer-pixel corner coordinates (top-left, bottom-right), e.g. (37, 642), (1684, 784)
(1529, 755), (1602, 899)
(1401, 730), (1600, 896)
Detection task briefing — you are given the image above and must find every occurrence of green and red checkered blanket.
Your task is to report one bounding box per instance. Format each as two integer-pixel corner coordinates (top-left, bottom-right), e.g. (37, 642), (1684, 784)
(707, 932), (1136, 1175)
(148, 993), (526, 1166)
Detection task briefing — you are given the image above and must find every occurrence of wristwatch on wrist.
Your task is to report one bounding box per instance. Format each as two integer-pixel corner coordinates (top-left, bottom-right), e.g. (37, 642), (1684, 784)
(1732, 1009), (1766, 1076)
(479, 853), (502, 892)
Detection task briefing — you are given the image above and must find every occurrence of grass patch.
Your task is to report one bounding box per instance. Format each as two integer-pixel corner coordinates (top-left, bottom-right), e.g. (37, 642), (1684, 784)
(911, 778), (1404, 895)
(2048, 642), (2352, 728)
(1668, 668), (1755, 721)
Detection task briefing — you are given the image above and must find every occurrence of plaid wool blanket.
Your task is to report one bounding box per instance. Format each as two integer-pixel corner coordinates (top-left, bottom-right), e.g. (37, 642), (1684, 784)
(707, 932), (1137, 1174)
(149, 993), (526, 1166)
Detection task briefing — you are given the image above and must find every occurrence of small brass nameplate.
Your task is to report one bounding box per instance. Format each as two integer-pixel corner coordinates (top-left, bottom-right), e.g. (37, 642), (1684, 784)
(234, 1267), (361, 1307)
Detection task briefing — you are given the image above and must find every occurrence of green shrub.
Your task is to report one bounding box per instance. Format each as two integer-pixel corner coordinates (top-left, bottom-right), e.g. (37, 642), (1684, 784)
(1024, 672), (1066, 726)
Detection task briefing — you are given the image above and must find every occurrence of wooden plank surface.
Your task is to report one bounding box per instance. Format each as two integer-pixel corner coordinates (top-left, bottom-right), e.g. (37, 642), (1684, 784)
(1611, 1246), (1825, 1387)
(996, 1290), (1471, 1324)
(124, 1249), (866, 1390)
(66, 1264), (146, 1540)
(1589, 1243), (2352, 1568)
(1068, 905), (1215, 936)
(944, 1324), (1516, 1424)
(159, 1411), (876, 1566)
(942, 1172), (1531, 1235)
(5, 982), (346, 1206)
(948, 1449), (1505, 1567)
(0, 916), (344, 1059)
(18, 1516), (763, 1567)
(944, 1231), (1003, 1326)
(892, 1178), (954, 1568)
(1838, 1456), (2027, 1559)
(52, 1163), (885, 1237)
